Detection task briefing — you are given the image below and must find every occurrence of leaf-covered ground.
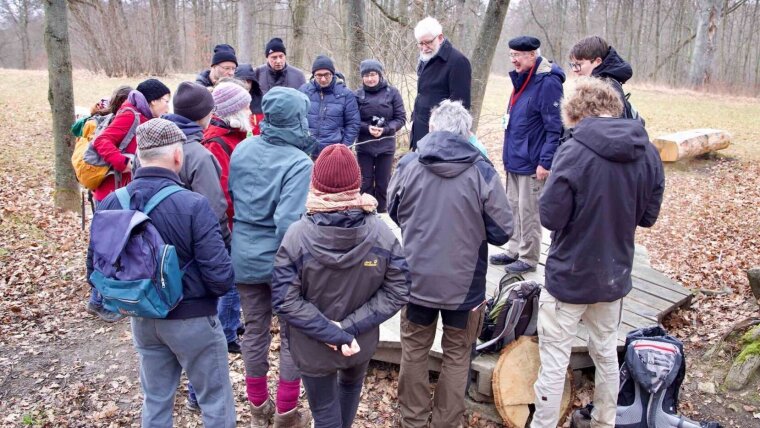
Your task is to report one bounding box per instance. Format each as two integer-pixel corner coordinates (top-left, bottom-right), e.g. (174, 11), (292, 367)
(1, 69), (758, 427)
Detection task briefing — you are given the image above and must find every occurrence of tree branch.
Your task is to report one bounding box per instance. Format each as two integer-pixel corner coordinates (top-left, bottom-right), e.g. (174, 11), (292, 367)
(368, 0), (409, 26)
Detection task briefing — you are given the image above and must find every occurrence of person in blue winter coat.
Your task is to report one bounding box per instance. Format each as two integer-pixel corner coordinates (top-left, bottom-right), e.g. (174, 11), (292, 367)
(490, 36), (565, 274)
(300, 55), (360, 158)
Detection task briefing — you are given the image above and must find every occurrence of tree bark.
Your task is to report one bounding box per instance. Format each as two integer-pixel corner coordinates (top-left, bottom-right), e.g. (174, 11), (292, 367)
(290, 0), (310, 70)
(577, 0), (588, 37)
(651, 129), (731, 162)
(688, 0), (723, 88)
(346, 0), (367, 89)
(43, 0), (79, 212)
(237, 0), (255, 63)
(470, 0), (510, 132)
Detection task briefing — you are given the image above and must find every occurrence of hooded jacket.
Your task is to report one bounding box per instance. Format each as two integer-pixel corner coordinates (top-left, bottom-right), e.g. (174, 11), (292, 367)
(202, 117), (249, 230)
(300, 76), (361, 156)
(503, 56), (565, 175)
(591, 47), (644, 124)
(355, 79), (407, 156)
(229, 87), (314, 285)
(195, 69), (214, 87)
(388, 131), (513, 311)
(271, 211), (410, 376)
(163, 113), (231, 247)
(540, 117), (665, 304)
(253, 63), (307, 94)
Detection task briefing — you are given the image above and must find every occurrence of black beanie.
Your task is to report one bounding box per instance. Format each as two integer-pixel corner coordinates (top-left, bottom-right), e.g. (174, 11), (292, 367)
(211, 44), (238, 66)
(173, 82), (215, 122)
(265, 38), (286, 57)
(136, 78), (171, 103)
(311, 55), (335, 74)
(360, 59), (384, 76)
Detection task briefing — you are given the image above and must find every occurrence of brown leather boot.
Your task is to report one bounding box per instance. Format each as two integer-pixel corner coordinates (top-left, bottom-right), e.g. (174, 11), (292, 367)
(249, 398), (275, 428)
(273, 407), (312, 428)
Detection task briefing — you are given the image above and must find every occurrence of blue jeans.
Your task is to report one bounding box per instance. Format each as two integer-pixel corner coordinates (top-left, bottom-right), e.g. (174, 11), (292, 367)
(217, 285), (241, 344)
(301, 361), (369, 428)
(131, 315), (236, 428)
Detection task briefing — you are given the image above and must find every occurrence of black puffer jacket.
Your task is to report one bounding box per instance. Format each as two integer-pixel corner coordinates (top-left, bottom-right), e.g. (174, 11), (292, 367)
(540, 117), (664, 304)
(591, 47), (633, 84)
(355, 79), (406, 155)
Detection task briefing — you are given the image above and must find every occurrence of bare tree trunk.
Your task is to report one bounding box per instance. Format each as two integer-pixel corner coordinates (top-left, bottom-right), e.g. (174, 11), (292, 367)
(237, 0), (255, 63)
(290, 0), (310, 70)
(347, 0), (367, 88)
(163, 0), (181, 70)
(470, 0), (510, 131)
(43, 0), (79, 212)
(689, 0), (723, 88)
(577, 0), (588, 37)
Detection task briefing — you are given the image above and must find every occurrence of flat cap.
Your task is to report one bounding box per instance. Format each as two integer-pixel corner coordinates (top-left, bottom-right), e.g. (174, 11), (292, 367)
(508, 36), (541, 52)
(137, 118), (187, 150)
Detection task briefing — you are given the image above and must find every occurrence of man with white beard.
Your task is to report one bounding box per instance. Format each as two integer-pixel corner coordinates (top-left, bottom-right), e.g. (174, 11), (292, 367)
(409, 17), (472, 151)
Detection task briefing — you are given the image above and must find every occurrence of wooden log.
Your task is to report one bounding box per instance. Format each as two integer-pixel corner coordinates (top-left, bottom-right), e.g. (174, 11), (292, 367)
(651, 128), (731, 162)
(492, 336), (573, 427)
(748, 267), (760, 302)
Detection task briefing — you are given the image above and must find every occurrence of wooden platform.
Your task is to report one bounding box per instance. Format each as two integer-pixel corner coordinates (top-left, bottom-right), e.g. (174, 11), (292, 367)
(373, 215), (692, 400)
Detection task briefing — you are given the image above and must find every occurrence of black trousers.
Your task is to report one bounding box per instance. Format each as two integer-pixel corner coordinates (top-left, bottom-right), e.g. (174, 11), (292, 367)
(357, 152), (394, 213)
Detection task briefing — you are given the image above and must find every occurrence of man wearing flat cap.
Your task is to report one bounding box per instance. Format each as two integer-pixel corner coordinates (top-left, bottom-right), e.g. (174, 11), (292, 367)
(253, 37), (307, 95)
(197, 43), (239, 87)
(490, 36), (565, 274)
(93, 118), (237, 427)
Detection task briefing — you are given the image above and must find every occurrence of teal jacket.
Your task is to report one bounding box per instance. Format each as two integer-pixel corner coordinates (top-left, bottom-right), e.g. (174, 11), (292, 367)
(229, 87), (315, 284)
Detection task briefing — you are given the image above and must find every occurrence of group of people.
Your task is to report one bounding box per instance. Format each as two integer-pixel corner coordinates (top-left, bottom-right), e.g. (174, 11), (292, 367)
(80, 14), (664, 428)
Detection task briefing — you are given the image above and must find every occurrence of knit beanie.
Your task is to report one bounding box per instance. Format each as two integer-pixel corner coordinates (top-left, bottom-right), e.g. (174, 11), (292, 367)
(359, 59), (384, 76)
(136, 78), (171, 103)
(311, 55), (336, 74)
(311, 144), (361, 193)
(173, 81), (215, 121)
(212, 43), (238, 66)
(234, 63), (257, 82)
(136, 118), (187, 150)
(213, 82), (252, 117)
(265, 37), (286, 57)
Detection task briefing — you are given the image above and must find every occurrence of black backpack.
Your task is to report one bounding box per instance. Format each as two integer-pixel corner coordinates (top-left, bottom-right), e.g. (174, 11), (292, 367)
(573, 326), (721, 428)
(608, 79), (645, 125)
(476, 273), (541, 353)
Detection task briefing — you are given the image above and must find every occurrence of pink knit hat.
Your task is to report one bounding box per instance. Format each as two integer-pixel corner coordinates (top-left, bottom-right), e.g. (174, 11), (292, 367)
(212, 82), (252, 117)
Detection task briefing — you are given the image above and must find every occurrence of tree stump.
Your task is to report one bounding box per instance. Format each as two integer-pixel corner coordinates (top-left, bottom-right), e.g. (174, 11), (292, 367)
(725, 325), (760, 390)
(492, 336), (573, 427)
(748, 268), (760, 302)
(651, 129), (731, 162)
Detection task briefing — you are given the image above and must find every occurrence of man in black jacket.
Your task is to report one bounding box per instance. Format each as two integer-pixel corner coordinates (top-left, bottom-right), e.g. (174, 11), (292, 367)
(409, 16), (472, 150)
(530, 77), (664, 428)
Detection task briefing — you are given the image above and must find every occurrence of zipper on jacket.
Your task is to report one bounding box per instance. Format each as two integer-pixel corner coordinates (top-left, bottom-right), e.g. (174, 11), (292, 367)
(160, 246), (168, 289)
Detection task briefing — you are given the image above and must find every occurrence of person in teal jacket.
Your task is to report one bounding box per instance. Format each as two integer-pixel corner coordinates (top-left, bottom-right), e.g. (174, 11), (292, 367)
(228, 86), (315, 428)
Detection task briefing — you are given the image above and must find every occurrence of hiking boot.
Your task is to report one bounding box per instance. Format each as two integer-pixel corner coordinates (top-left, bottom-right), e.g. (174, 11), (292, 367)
(249, 398), (275, 428)
(228, 340), (242, 354)
(273, 407), (312, 428)
(85, 302), (125, 323)
(185, 395), (201, 414)
(570, 408), (592, 428)
(489, 252), (518, 265)
(504, 260), (536, 273)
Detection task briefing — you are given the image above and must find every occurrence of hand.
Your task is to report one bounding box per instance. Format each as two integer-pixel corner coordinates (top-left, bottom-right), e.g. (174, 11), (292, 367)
(122, 158), (134, 173)
(536, 165), (550, 180)
(369, 126), (383, 138)
(341, 339), (361, 357)
(325, 343), (338, 351)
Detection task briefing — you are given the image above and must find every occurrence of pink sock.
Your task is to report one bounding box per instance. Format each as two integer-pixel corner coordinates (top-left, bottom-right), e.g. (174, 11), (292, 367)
(246, 376), (269, 407)
(276, 378), (301, 414)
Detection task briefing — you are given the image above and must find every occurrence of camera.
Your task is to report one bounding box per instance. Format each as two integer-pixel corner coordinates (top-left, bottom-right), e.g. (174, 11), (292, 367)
(371, 116), (386, 127)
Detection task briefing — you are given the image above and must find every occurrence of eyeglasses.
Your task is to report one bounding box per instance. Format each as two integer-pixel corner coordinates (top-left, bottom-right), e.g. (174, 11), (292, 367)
(568, 62), (582, 71)
(363, 72), (379, 78)
(314, 72), (333, 79)
(216, 65), (236, 73)
(417, 36), (439, 48)
(509, 52), (532, 59)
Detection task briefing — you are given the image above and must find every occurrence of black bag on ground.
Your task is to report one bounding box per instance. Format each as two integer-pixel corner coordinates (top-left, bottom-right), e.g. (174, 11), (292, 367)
(476, 273), (541, 353)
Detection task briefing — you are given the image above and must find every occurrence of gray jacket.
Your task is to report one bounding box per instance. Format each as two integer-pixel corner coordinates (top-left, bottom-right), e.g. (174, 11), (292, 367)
(388, 131), (513, 311)
(253, 63), (307, 94)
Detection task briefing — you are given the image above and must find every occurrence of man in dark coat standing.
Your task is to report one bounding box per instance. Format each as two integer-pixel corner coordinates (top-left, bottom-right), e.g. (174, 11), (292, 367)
(409, 16), (471, 151)
(253, 37), (307, 94)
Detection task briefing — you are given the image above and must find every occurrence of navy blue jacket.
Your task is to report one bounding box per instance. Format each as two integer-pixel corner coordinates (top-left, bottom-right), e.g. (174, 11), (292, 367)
(503, 57), (565, 175)
(299, 76), (361, 155)
(355, 80), (407, 156)
(96, 167), (235, 319)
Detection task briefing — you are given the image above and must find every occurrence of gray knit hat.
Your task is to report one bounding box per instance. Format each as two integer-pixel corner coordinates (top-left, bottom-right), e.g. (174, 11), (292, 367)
(359, 59), (383, 76)
(136, 119), (187, 150)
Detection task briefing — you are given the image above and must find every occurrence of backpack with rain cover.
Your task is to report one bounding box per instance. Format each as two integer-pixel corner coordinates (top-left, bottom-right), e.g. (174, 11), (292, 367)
(476, 273), (541, 353)
(572, 326), (722, 428)
(89, 185), (186, 318)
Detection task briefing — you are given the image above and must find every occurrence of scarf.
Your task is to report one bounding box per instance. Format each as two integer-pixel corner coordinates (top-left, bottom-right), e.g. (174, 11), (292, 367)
(305, 187), (378, 214)
(127, 90), (153, 120)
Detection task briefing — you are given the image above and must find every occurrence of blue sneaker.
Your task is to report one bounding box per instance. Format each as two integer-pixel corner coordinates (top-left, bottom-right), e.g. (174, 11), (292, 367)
(489, 253), (518, 265)
(504, 260), (536, 273)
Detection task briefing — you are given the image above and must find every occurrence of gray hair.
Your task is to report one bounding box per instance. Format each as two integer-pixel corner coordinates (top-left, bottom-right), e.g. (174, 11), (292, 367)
(414, 16), (442, 40)
(219, 109), (253, 133)
(429, 100), (472, 139)
(138, 142), (183, 163)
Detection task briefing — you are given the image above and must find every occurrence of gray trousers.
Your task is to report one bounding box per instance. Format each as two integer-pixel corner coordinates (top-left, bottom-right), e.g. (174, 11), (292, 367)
(505, 172), (544, 266)
(238, 283), (300, 381)
(130, 316), (236, 428)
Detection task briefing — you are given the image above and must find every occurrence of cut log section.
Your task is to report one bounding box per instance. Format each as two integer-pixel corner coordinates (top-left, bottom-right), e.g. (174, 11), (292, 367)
(651, 128), (731, 162)
(492, 336), (573, 427)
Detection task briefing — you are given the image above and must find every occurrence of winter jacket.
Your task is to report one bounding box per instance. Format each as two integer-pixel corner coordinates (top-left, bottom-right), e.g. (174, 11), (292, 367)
(355, 80), (407, 156)
(388, 131), (513, 311)
(591, 47), (645, 124)
(253, 63), (307, 94)
(163, 113), (231, 247)
(300, 76), (361, 155)
(271, 210), (410, 377)
(195, 69), (214, 87)
(95, 167), (234, 319)
(201, 116), (249, 230)
(410, 39), (472, 150)
(92, 102), (150, 201)
(540, 117), (664, 305)
(503, 56), (565, 175)
(229, 89), (314, 285)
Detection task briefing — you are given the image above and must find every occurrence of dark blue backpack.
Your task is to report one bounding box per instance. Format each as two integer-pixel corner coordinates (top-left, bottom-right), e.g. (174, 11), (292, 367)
(89, 185), (185, 318)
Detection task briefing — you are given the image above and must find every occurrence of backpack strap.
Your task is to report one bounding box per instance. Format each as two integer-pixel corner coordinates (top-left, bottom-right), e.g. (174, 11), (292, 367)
(143, 185), (185, 215)
(115, 187), (131, 210)
(523, 294), (540, 336)
(117, 107), (141, 151)
(202, 136), (233, 156)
